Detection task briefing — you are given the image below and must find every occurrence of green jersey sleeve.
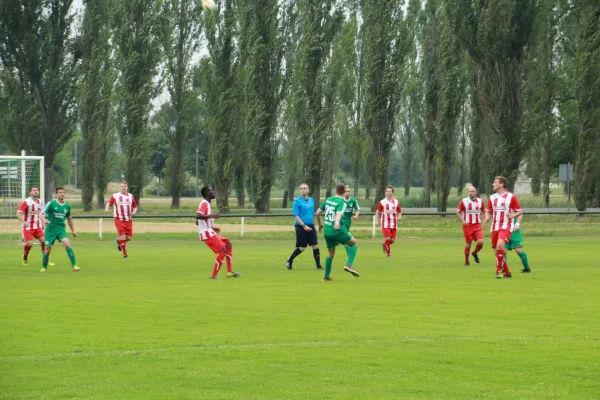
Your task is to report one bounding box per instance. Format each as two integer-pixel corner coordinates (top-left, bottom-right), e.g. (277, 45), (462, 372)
(43, 201), (53, 217)
(319, 201), (326, 212)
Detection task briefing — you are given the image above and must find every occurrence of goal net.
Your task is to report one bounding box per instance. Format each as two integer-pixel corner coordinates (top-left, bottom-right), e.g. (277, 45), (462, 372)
(0, 155), (45, 244)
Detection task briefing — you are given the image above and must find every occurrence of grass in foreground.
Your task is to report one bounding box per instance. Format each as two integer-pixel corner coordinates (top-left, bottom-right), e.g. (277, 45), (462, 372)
(1, 235), (599, 399)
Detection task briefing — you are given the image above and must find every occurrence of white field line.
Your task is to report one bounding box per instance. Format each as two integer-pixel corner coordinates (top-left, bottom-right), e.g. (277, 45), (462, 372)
(1, 336), (593, 361)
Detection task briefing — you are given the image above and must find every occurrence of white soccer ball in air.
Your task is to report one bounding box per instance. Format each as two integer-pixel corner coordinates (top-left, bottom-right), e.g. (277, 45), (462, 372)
(202, 0), (216, 10)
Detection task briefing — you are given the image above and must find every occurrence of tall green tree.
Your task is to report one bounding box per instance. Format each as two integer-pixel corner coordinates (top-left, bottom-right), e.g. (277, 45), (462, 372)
(574, 0), (600, 211)
(435, 5), (465, 212)
(399, 0), (423, 197)
(420, 0), (438, 207)
(78, 0), (115, 211)
(112, 0), (163, 207)
(361, 0), (410, 208)
(200, 0), (239, 213)
(292, 0), (343, 207)
(447, 0), (536, 190)
(239, 0), (285, 213)
(160, 0), (202, 208)
(0, 0), (79, 201)
(523, 0), (560, 208)
(336, 14), (363, 196)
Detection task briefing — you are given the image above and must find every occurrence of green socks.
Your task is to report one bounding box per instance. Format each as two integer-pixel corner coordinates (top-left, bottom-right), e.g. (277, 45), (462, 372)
(346, 245), (357, 267)
(42, 253), (49, 268)
(324, 257), (333, 279)
(66, 248), (77, 267)
(519, 251), (530, 270)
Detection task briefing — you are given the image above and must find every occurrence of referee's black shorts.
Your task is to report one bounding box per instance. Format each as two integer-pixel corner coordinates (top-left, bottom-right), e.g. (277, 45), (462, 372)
(295, 224), (318, 248)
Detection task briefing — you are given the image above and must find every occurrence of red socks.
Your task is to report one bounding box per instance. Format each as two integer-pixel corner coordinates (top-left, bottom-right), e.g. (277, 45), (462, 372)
(464, 246), (470, 263)
(474, 242), (483, 254)
(225, 246), (233, 273)
(495, 249), (510, 274)
(23, 244), (32, 259)
(212, 252), (226, 277)
(383, 240), (393, 256)
(119, 240), (128, 256)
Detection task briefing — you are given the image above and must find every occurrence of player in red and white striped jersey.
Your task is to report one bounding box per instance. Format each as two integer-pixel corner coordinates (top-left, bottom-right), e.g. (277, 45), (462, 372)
(196, 186), (241, 279)
(375, 185), (402, 258)
(483, 176), (522, 279)
(16, 186), (48, 265)
(104, 181), (137, 258)
(456, 186), (485, 266)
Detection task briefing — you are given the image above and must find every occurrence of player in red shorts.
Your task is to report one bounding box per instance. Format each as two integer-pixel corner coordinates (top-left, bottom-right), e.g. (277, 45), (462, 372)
(105, 181), (137, 258)
(456, 186), (484, 266)
(196, 186), (241, 279)
(16, 186), (52, 266)
(484, 176), (522, 279)
(375, 185), (402, 258)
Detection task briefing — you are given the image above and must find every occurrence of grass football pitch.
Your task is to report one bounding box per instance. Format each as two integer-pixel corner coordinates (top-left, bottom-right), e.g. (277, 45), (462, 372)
(1, 233), (599, 399)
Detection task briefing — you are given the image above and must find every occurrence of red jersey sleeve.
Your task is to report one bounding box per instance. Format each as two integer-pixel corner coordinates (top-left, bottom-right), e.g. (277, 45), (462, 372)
(198, 201), (208, 215)
(131, 195), (137, 208)
(510, 194), (521, 211)
(396, 201), (402, 213)
(457, 200), (465, 212)
(487, 198), (493, 213)
(376, 201), (384, 213)
(108, 195), (116, 206)
(18, 201), (28, 213)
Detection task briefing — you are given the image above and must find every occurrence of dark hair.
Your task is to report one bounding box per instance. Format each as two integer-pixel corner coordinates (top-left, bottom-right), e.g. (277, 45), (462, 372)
(55, 187), (65, 193)
(494, 176), (508, 189)
(386, 185), (394, 193)
(201, 186), (210, 198)
(335, 183), (346, 195)
(30, 185), (39, 191)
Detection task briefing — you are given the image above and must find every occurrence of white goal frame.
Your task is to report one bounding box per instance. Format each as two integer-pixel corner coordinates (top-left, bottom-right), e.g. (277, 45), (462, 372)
(0, 154), (45, 205)
(0, 154), (45, 204)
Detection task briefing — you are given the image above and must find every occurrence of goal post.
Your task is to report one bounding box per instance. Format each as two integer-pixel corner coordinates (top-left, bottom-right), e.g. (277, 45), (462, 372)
(0, 154), (45, 242)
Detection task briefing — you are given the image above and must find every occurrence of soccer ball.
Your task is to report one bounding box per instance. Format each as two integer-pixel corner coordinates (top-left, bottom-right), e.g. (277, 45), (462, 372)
(201, 0), (216, 10)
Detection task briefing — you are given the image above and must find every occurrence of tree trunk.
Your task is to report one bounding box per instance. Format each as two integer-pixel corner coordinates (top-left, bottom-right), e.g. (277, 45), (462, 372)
(423, 148), (433, 207)
(236, 174), (245, 209)
(81, 124), (95, 212)
(282, 190), (288, 208)
(170, 144), (183, 209)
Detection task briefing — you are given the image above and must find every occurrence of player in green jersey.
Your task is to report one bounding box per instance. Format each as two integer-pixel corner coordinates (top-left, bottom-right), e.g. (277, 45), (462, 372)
(342, 185), (361, 230)
(40, 187), (79, 272)
(342, 185), (360, 256)
(504, 215), (531, 273)
(316, 183), (360, 281)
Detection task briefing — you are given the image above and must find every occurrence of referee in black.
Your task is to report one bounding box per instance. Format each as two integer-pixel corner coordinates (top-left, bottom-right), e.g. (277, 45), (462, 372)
(286, 183), (323, 270)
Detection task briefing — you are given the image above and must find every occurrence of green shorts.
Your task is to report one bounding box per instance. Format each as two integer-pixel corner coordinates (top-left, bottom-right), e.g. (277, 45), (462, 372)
(505, 230), (523, 250)
(324, 229), (353, 250)
(44, 229), (68, 246)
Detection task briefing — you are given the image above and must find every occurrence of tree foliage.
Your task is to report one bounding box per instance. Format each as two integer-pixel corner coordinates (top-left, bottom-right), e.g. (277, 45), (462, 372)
(0, 0), (79, 201)
(77, 0), (115, 211)
(112, 0), (164, 208)
(361, 0), (410, 209)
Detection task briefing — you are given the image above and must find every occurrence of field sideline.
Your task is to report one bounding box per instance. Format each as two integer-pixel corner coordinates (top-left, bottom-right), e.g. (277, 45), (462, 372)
(1, 232), (599, 399)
